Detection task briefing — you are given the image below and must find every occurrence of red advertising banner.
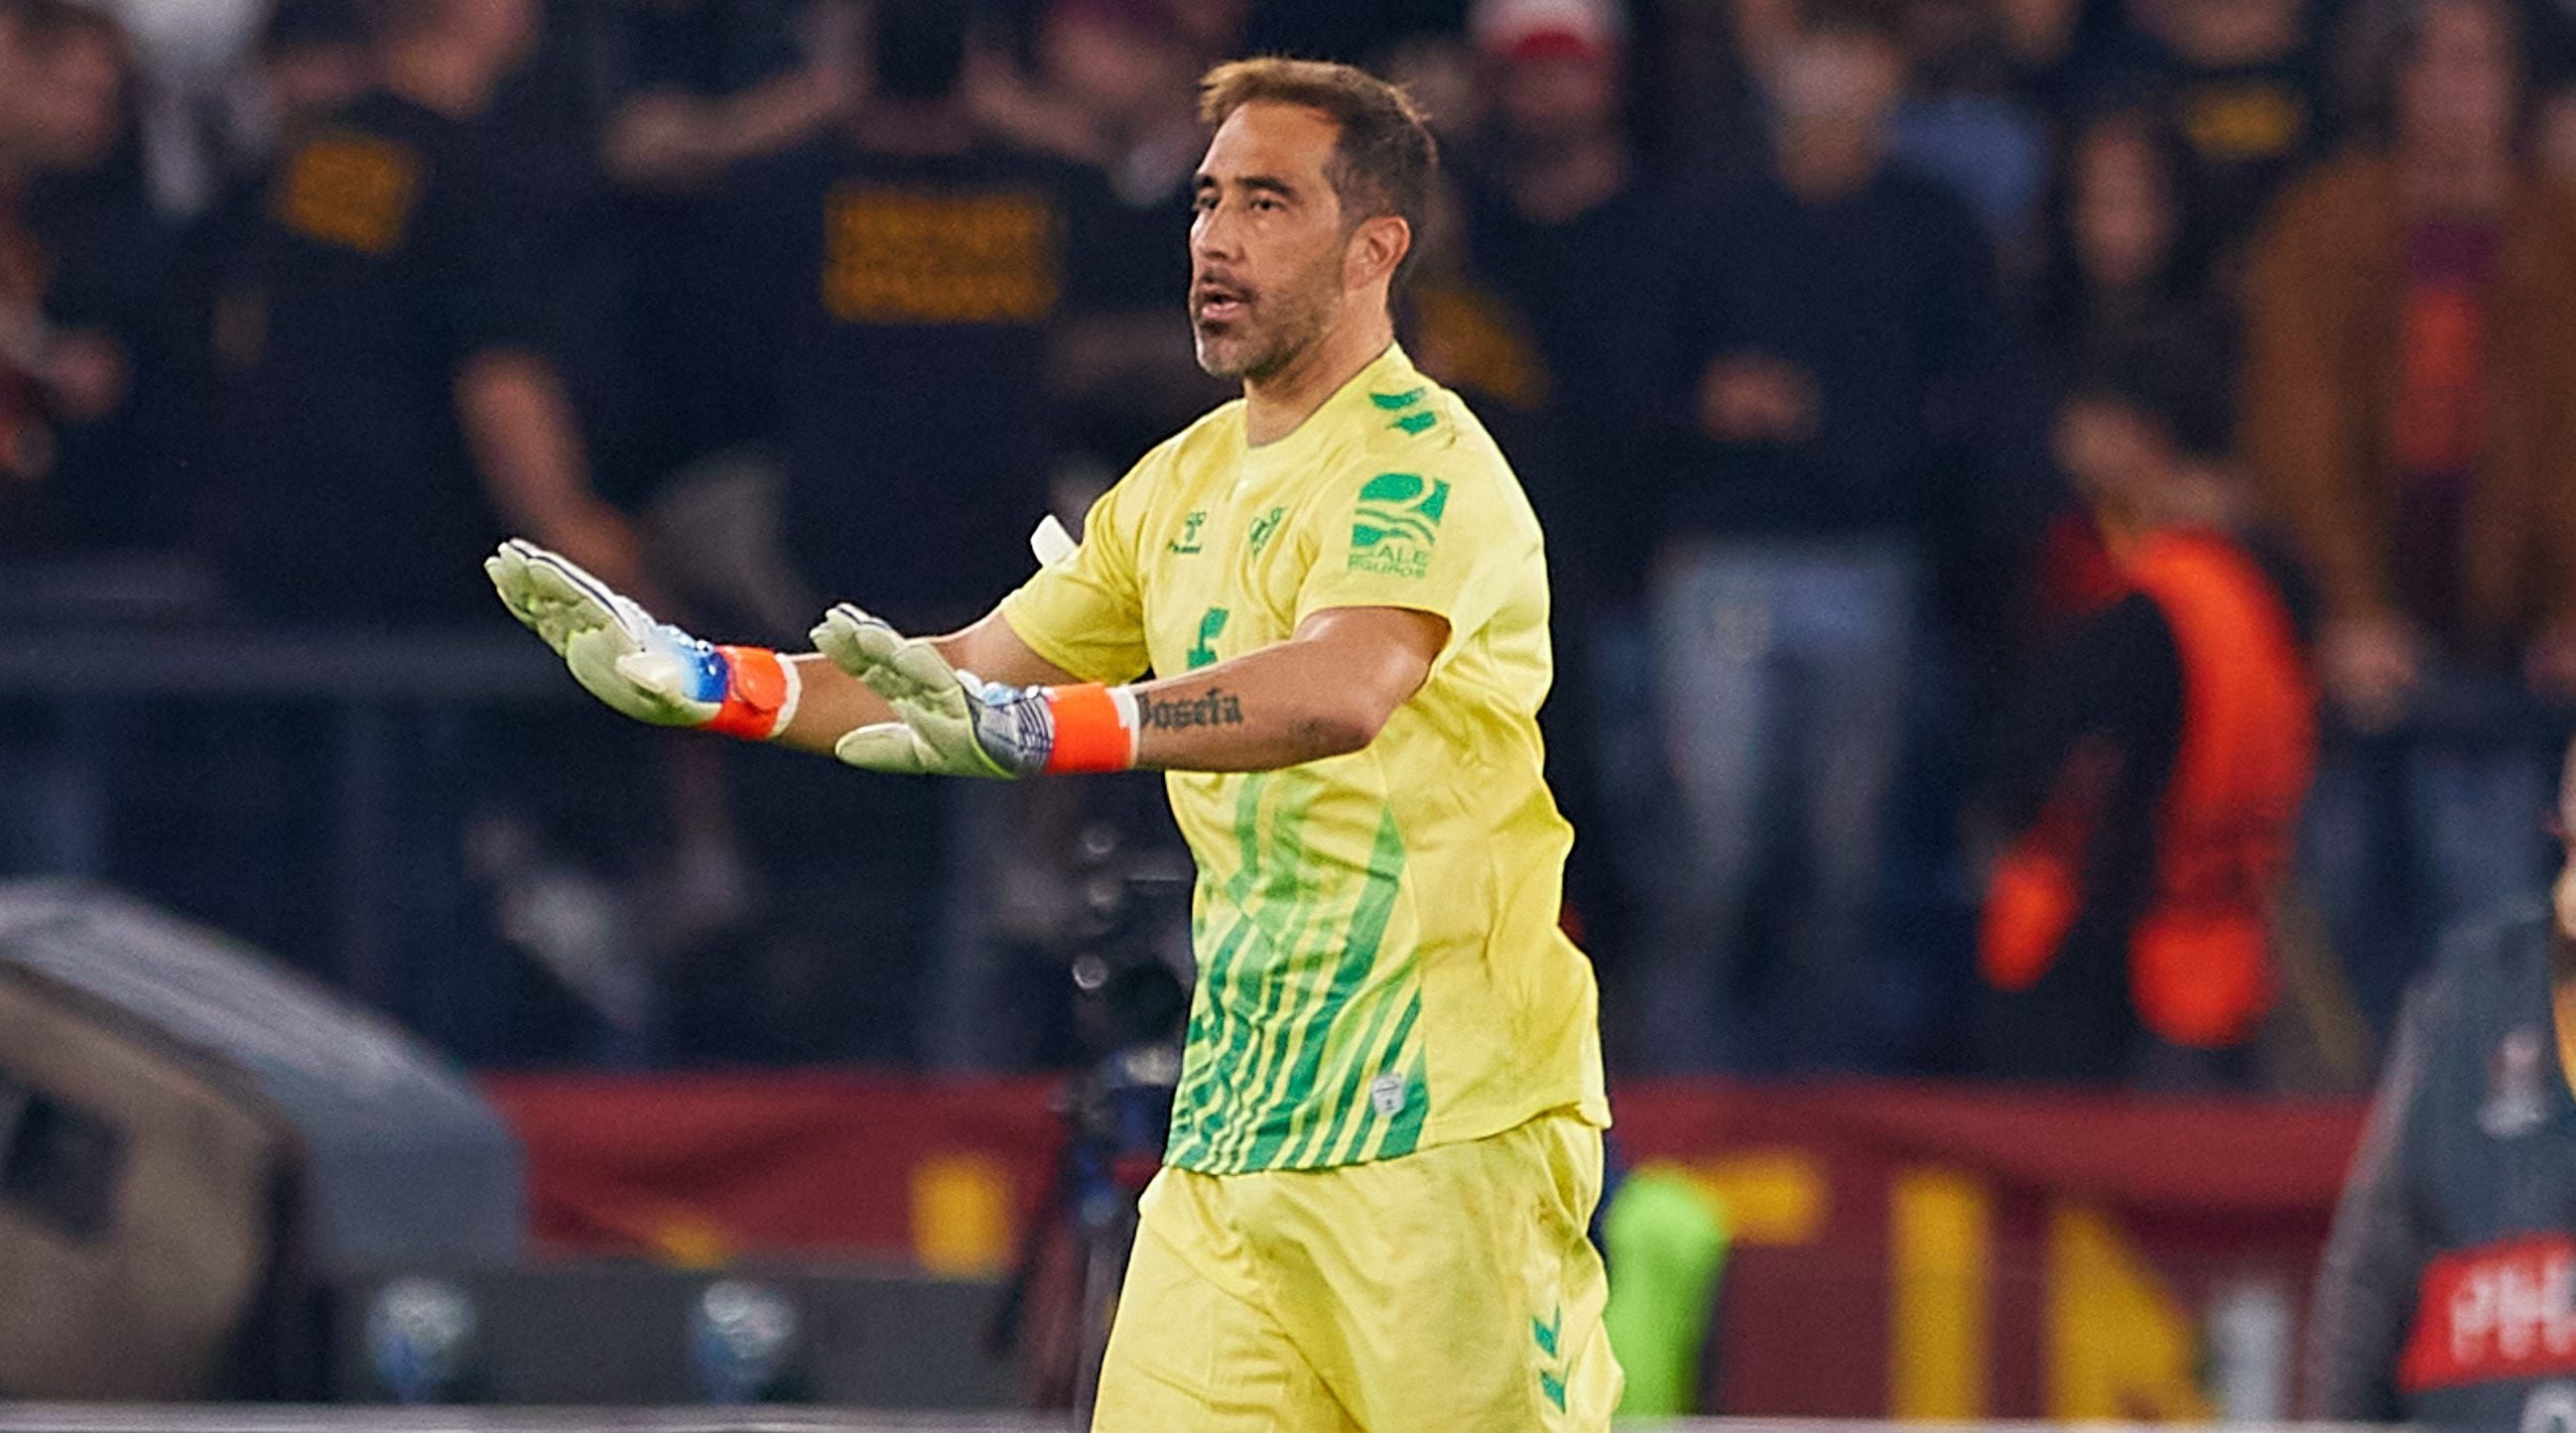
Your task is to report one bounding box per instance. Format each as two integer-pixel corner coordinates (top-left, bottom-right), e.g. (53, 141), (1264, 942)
(480, 1075), (2367, 1420)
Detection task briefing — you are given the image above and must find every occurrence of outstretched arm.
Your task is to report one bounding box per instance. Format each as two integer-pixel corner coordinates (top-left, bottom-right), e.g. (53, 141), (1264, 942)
(1120, 606), (1443, 772)
(488, 540), (1077, 750)
(773, 612), (1079, 755)
(817, 604), (1445, 778)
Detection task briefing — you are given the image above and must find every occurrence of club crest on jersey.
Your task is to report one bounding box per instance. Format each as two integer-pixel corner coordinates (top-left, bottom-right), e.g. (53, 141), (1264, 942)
(1368, 1074), (1406, 1117)
(2481, 1025), (2552, 1138)
(1349, 472), (1449, 579)
(1248, 506), (1286, 556)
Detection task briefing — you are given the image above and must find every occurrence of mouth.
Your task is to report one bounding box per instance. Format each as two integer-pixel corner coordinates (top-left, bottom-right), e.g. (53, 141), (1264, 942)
(1193, 281), (1249, 326)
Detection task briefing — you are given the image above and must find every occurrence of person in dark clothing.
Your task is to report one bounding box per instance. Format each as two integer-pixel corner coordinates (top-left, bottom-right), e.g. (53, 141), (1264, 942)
(202, 0), (646, 625)
(2072, 0), (2331, 272)
(1422, 0), (1673, 967)
(0, 0), (149, 553)
(2033, 101), (2224, 376)
(1040, 0), (1231, 474)
(1971, 344), (2314, 1088)
(2308, 738), (2576, 1426)
(680, 0), (1097, 1067)
(1632, 0), (2007, 1074)
(709, 0), (1084, 631)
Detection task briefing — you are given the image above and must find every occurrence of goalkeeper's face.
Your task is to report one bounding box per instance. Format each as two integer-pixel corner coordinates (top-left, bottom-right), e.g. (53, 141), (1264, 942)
(1189, 101), (1360, 383)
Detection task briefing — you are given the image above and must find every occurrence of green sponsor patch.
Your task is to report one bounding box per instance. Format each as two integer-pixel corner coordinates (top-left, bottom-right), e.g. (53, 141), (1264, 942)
(1349, 472), (1449, 577)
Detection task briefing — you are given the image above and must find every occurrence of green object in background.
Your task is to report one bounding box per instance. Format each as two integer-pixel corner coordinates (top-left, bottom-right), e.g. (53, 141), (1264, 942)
(1602, 1166), (1731, 1418)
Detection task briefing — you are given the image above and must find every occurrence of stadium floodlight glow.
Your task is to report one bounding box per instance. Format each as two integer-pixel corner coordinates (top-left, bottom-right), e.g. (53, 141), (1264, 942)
(363, 1276), (476, 1405)
(689, 1278), (800, 1405)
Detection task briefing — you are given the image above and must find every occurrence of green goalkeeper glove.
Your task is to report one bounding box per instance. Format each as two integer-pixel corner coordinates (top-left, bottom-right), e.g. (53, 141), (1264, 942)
(809, 603), (1137, 778)
(486, 539), (797, 739)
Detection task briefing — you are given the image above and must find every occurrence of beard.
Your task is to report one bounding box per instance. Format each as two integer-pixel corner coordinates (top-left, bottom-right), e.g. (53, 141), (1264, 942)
(1192, 251), (1343, 382)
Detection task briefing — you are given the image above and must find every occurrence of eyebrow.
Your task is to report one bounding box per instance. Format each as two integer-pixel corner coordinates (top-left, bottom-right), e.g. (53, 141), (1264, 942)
(1195, 173), (1302, 199)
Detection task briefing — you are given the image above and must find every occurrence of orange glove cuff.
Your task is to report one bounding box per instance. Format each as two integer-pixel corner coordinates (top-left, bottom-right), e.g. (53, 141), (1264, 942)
(1042, 683), (1139, 774)
(706, 645), (800, 740)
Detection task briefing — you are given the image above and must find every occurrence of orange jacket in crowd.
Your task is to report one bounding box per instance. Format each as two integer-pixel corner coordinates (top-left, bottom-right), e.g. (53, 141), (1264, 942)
(1984, 530), (2317, 1048)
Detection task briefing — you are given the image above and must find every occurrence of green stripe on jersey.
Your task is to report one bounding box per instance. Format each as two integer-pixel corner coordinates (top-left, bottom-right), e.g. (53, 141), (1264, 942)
(1173, 804), (1418, 1175)
(1267, 811), (1412, 1170)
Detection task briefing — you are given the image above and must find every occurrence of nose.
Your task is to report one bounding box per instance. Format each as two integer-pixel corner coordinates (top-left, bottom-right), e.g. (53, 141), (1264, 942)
(1193, 196), (1243, 268)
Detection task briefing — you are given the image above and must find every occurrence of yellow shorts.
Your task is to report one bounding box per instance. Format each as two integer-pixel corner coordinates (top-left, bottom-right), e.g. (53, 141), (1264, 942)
(1092, 1111), (1619, 1432)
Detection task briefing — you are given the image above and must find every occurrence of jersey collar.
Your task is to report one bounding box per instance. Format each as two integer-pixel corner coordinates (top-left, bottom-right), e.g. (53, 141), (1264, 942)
(1241, 342), (1421, 476)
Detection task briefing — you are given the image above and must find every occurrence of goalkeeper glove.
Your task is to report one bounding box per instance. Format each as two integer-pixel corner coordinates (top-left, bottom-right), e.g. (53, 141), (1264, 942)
(485, 539), (799, 739)
(809, 603), (1136, 778)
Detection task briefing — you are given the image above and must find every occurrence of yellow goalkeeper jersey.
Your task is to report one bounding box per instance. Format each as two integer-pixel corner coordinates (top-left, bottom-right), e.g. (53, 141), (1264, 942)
(1000, 344), (1609, 1175)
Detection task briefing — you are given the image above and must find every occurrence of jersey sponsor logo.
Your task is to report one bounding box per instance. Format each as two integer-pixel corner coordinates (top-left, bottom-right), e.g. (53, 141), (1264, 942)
(1168, 509), (1209, 554)
(1349, 472), (1450, 579)
(2485, 1025), (2554, 1138)
(821, 185), (1059, 325)
(274, 133), (422, 256)
(2400, 1235), (2576, 1392)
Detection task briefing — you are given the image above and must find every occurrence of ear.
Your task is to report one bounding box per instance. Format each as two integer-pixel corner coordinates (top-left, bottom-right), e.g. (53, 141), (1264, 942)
(1344, 214), (1412, 292)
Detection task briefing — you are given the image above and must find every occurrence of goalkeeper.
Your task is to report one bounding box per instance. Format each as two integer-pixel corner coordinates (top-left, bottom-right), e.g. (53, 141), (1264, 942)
(491, 58), (1615, 1431)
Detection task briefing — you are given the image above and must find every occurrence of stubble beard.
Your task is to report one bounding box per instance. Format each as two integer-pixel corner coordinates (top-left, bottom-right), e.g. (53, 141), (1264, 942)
(1192, 258), (1341, 384)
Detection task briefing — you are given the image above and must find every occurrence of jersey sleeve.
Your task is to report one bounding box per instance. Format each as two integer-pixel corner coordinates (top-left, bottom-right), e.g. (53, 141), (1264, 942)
(1288, 447), (1529, 653)
(2305, 976), (2437, 1420)
(998, 464), (1152, 685)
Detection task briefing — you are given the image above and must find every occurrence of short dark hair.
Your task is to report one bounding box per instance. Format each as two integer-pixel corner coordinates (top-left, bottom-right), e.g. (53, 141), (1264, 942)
(1198, 58), (1439, 279)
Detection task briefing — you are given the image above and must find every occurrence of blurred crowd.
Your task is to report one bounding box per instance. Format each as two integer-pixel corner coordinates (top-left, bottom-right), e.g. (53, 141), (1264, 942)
(6, 0), (2576, 1089)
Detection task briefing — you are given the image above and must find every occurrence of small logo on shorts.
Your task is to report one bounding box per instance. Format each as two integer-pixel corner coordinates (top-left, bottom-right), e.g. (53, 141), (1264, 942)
(1533, 1306), (1568, 1412)
(1369, 1074), (1405, 1117)
(2482, 1025), (2551, 1138)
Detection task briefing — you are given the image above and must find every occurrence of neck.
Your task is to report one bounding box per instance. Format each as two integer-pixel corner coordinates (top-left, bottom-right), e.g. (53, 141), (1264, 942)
(1242, 307), (1394, 446)
(381, 41), (496, 117)
(855, 99), (974, 155)
(2405, 142), (2513, 214)
(1777, 123), (1881, 200)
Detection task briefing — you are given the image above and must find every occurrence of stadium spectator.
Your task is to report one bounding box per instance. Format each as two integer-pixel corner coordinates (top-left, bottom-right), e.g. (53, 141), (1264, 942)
(2241, 0), (2576, 1034)
(251, 0), (373, 144)
(2009, 103), (2230, 650)
(1427, 0), (1675, 963)
(1889, 0), (2053, 256)
(1633, 0), (2006, 1074)
(684, 0), (1097, 1066)
(1972, 342), (2313, 1088)
(1039, 0), (1231, 472)
(0, 0), (154, 555)
(2307, 733), (2576, 1426)
(2078, 0), (2331, 273)
(2033, 102), (2223, 374)
(593, 0), (826, 198)
(197, 0), (647, 621)
(706, 0), (1086, 628)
